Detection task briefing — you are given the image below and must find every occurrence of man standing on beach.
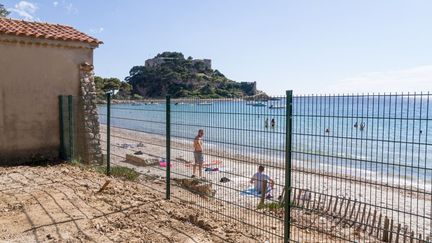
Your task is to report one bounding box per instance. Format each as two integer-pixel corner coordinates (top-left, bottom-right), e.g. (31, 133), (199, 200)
(192, 129), (205, 178)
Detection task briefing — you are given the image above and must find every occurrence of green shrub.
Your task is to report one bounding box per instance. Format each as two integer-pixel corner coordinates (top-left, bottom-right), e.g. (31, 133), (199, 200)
(94, 166), (140, 181)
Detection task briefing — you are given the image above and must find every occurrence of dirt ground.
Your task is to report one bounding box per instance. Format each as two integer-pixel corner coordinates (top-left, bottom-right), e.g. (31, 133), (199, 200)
(0, 162), (385, 243)
(0, 163), (269, 243)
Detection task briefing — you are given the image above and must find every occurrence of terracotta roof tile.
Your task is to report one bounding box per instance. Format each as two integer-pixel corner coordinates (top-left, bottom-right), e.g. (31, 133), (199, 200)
(0, 18), (102, 45)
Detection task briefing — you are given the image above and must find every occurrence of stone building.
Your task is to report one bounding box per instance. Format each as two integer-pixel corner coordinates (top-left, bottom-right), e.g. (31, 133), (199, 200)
(145, 57), (212, 70)
(0, 18), (102, 165)
(191, 59), (211, 69)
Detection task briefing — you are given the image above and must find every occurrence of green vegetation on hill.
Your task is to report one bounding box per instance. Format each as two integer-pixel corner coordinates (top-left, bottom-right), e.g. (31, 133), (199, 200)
(125, 52), (259, 99)
(94, 76), (134, 100)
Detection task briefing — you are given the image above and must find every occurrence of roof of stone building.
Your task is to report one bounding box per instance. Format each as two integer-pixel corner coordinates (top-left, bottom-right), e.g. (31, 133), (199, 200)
(0, 18), (102, 45)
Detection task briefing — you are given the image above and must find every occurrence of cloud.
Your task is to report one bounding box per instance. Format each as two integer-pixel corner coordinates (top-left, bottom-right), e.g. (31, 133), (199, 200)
(324, 65), (432, 94)
(8, 1), (38, 21)
(89, 27), (104, 34)
(52, 1), (77, 14)
(65, 2), (78, 14)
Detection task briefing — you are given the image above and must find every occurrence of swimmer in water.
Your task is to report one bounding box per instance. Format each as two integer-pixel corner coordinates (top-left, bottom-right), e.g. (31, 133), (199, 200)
(360, 122), (365, 131)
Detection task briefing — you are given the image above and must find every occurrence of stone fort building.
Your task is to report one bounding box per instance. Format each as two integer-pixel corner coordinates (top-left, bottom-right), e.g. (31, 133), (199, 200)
(145, 57), (212, 70)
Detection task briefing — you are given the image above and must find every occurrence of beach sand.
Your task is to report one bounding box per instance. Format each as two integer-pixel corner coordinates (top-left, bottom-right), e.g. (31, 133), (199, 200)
(100, 125), (431, 241)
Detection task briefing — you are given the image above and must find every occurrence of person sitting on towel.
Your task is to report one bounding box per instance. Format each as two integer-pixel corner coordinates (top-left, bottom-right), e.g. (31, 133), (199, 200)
(250, 165), (275, 194)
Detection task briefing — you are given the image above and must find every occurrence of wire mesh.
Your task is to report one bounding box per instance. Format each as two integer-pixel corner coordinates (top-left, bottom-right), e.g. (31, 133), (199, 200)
(169, 97), (287, 242)
(91, 92), (432, 243)
(97, 97), (287, 242)
(59, 95), (103, 164)
(98, 99), (169, 184)
(290, 93), (432, 242)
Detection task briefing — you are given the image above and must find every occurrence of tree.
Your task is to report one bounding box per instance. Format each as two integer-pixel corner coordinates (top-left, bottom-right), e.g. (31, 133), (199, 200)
(103, 78), (121, 92)
(119, 82), (132, 93)
(115, 82), (132, 99)
(94, 76), (105, 91)
(94, 76), (133, 100)
(213, 69), (225, 78)
(156, 51), (185, 60)
(0, 4), (10, 17)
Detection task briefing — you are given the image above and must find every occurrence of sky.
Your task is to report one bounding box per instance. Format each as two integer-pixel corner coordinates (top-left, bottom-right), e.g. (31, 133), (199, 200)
(3, 0), (432, 95)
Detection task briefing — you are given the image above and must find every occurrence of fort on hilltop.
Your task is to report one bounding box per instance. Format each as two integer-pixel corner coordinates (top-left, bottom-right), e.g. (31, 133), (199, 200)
(145, 57), (212, 70)
(125, 52), (263, 99)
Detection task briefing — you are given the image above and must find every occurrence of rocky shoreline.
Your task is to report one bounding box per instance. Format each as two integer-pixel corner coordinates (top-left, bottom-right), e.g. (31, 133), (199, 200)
(96, 93), (275, 105)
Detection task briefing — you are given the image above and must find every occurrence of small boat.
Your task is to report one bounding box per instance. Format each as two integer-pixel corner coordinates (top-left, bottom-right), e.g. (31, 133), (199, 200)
(174, 102), (186, 105)
(269, 105), (285, 109)
(131, 103), (141, 106)
(197, 102), (213, 106)
(252, 102), (266, 107)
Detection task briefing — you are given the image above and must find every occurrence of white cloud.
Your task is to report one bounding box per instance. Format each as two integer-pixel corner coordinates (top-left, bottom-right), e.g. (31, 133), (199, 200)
(65, 2), (78, 14)
(52, 1), (77, 14)
(89, 27), (104, 34)
(8, 1), (38, 21)
(324, 65), (432, 94)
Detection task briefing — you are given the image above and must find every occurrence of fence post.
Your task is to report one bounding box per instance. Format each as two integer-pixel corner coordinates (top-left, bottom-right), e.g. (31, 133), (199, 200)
(68, 95), (74, 161)
(166, 95), (171, 200)
(59, 96), (65, 160)
(106, 92), (111, 176)
(284, 90), (293, 243)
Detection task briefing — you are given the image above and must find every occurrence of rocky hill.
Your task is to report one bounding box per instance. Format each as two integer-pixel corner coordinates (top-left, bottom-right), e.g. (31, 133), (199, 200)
(125, 52), (263, 99)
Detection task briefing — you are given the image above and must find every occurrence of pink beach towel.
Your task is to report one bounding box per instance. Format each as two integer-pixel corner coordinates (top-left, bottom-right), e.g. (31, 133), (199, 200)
(159, 161), (172, 167)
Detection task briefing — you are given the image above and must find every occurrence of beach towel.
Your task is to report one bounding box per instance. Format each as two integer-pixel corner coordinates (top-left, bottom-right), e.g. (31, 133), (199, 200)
(240, 187), (273, 198)
(204, 167), (219, 172)
(203, 160), (222, 167)
(183, 159), (223, 168)
(159, 161), (172, 167)
(159, 159), (173, 167)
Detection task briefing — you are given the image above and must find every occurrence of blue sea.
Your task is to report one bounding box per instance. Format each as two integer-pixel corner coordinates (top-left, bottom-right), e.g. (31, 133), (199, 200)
(99, 95), (432, 190)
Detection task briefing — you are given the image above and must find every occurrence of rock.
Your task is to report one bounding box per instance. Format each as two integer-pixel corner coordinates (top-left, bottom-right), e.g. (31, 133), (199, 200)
(125, 154), (158, 167)
(243, 91), (270, 101)
(220, 177), (230, 183)
(319, 217), (327, 224)
(174, 178), (216, 197)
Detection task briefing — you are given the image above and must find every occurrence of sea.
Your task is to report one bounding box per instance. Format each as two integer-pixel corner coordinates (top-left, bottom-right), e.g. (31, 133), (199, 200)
(99, 95), (432, 190)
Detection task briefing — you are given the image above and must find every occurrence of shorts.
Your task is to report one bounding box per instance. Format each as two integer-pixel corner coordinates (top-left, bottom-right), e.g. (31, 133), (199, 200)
(194, 151), (204, 165)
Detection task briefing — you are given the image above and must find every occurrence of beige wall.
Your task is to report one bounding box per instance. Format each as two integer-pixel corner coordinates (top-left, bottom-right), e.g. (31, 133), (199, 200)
(0, 35), (96, 164)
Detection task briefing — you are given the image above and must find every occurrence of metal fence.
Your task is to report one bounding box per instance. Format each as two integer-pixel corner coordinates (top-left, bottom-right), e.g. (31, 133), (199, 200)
(168, 96), (289, 242)
(63, 91), (432, 242)
(95, 94), (288, 242)
(290, 93), (431, 242)
(59, 95), (103, 164)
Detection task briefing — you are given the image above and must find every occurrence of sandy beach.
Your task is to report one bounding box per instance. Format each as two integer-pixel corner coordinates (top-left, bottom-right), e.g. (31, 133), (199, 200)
(99, 125), (431, 241)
